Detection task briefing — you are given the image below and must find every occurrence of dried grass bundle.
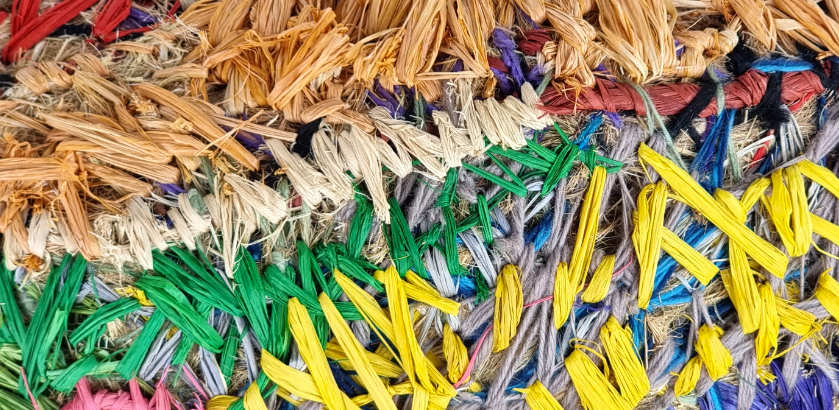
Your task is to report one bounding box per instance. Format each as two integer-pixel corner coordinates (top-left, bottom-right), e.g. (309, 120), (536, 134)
(395, 0), (446, 86)
(134, 83), (259, 170)
(268, 8), (352, 109)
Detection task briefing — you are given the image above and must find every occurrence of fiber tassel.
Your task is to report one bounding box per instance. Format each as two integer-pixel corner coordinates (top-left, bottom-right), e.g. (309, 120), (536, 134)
(600, 317), (649, 406)
(493, 264), (523, 352)
(695, 324), (732, 380)
(633, 182), (667, 309)
(553, 262), (573, 329)
(443, 323), (469, 384)
(565, 348), (632, 410)
(581, 255), (615, 303)
(514, 380), (565, 410)
(674, 356), (702, 396)
(288, 297), (356, 410)
(815, 270), (839, 320)
(569, 166), (607, 291)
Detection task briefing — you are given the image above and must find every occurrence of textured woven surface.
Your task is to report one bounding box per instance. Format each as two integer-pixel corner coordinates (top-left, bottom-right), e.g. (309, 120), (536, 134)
(1, 1), (839, 410)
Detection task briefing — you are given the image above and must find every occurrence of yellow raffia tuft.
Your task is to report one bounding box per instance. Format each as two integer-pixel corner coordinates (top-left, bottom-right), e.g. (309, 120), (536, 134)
(633, 182), (667, 309)
(442, 323), (469, 384)
(319, 292), (398, 410)
(553, 262), (573, 329)
(715, 187), (763, 334)
(569, 166), (607, 291)
(581, 254), (615, 303)
(382, 266), (433, 390)
(600, 317), (649, 406)
(370, 270), (461, 315)
(695, 324), (732, 380)
(288, 297), (356, 410)
(638, 143), (788, 277)
(756, 283), (779, 366)
(243, 381), (267, 410)
(776, 295), (818, 336)
(493, 264), (523, 352)
(565, 347), (632, 410)
(816, 270), (839, 320)
(764, 166), (812, 257)
(206, 395), (238, 410)
(334, 270), (455, 398)
(798, 159), (839, 200)
(660, 228), (719, 285)
(674, 356), (702, 397)
(514, 380), (565, 410)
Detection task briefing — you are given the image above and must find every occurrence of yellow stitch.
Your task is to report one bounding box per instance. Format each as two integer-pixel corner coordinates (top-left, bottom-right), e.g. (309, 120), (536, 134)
(716, 189), (763, 332)
(288, 297), (357, 410)
(319, 293), (398, 410)
(798, 159), (839, 200)
(514, 380), (565, 410)
(695, 324), (732, 380)
(775, 296), (817, 336)
(661, 228), (718, 285)
(784, 165), (812, 257)
(740, 177), (770, 209)
(815, 271), (839, 321)
(261, 350), (358, 408)
(412, 383), (430, 410)
(581, 255), (616, 303)
(633, 182), (667, 309)
(569, 166), (608, 291)
(756, 283), (779, 366)
(565, 348), (632, 410)
(206, 395), (237, 410)
(493, 264), (523, 352)
(442, 323), (469, 383)
(812, 213), (839, 247)
(336, 270), (455, 397)
(325, 341), (403, 379)
(674, 356), (702, 396)
(638, 143), (788, 277)
(553, 262), (573, 329)
(371, 270), (461, 315)
(383, 266), (432, 389)
(243, 381), (267, 410)
(600, 317), (649, 406)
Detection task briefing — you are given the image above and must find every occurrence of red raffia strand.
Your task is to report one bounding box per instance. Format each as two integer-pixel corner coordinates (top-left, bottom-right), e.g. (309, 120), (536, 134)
(2, 0), (100, 63)
(92, 0), (132, 39)
(540, 69), (826, 117)
(0, 11), (8, 24)
(11, 0), (41, 34)
(453, 294), (555, 388)
(519, 29), (552, 56)
(167, 0), (180, 18)
(453, 254), (635, 389)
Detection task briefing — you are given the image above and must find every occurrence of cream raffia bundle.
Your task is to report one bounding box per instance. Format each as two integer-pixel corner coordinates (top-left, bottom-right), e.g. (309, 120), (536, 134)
(3, 1), (839, 410)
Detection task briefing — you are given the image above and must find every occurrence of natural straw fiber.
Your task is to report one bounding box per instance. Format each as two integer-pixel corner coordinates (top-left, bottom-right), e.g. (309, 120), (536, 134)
(3, 1), (839, 410)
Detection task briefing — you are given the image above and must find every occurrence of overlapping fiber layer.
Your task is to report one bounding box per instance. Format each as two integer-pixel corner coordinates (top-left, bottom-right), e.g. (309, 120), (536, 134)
(2, 1), (839, 410)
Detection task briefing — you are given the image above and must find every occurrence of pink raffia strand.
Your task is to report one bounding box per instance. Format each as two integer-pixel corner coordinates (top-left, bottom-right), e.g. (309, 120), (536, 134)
(20, 367), (42, 410)
(61, 376), (198, 410)
(453, 254), (635, 389)
(453, 294), (555, 388)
